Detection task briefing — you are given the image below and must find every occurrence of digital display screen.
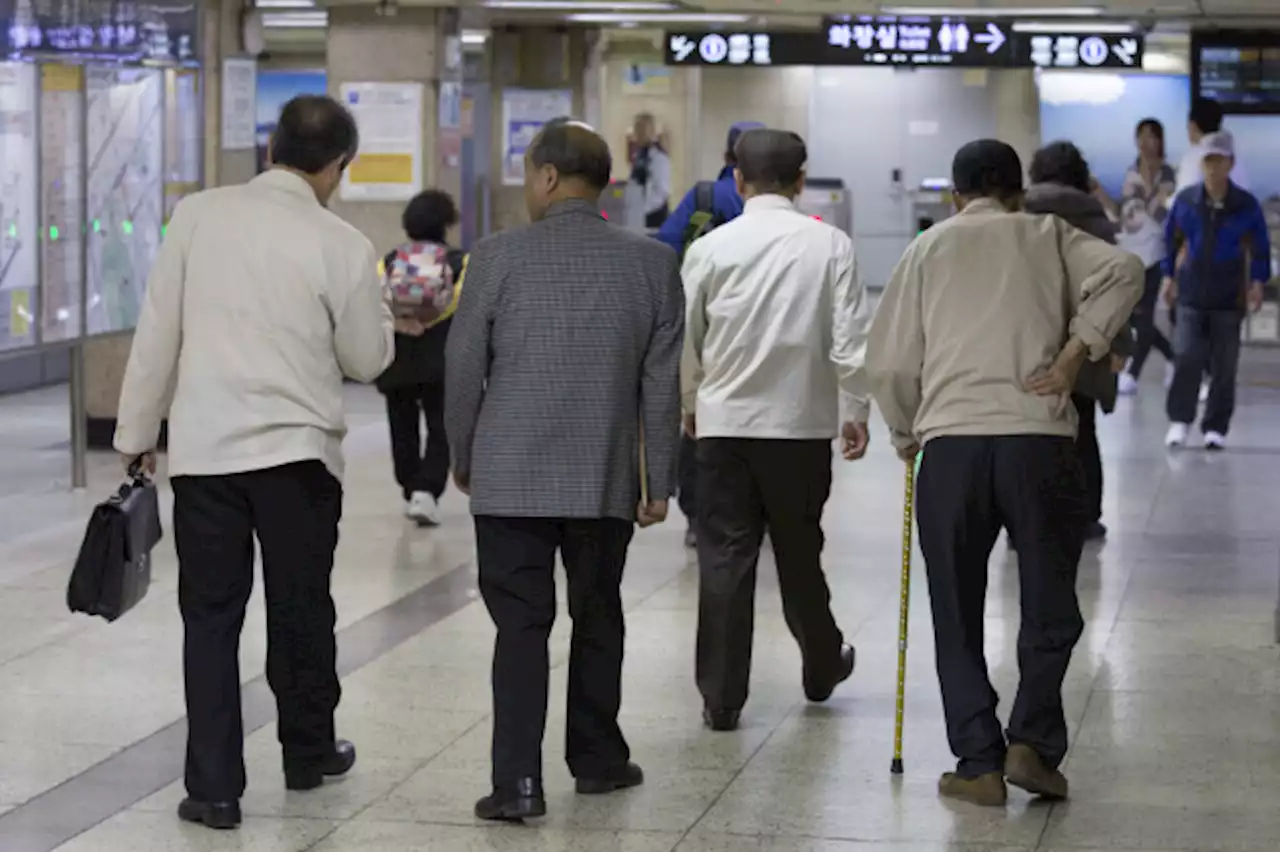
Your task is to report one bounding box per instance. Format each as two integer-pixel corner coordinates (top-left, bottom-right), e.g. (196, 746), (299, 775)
(1193, 31), (1280, 115)
(665, 19), (1143, 70)
(3, 0), (198, 63)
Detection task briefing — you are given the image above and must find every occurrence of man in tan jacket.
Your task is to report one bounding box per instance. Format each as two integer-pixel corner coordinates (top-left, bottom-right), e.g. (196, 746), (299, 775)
(868, 139), (1142, 809)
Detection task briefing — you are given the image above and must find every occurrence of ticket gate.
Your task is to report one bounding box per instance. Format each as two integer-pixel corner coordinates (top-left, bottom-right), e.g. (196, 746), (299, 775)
(796, 177), (852, 235)
(911, 178), (955, 234)
(599, 179), (628, 224)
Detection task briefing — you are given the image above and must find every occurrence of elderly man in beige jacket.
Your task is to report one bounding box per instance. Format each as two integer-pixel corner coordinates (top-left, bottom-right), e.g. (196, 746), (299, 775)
(868, 139), (1142, 810)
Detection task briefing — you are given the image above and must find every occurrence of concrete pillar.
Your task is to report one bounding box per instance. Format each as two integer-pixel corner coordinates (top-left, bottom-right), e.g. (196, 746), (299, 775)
(326, 5), (462, 252)
(488, 27), (593, 233)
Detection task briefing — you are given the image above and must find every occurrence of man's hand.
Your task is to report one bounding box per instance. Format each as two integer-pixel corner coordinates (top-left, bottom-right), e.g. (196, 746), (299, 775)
(840, 421), (870, 461)
(1248, 281), (1265, 313)
(636, 499), (668, 528)
(121, 451), (157, 477)
(682, 413), (696, 439)
(452, 470), (470, 496)
(1026, 338), (1088, 397)
(394, 317), (427, 336)
(1161, 275), (1178, 307)
(896, 442), (920, 463)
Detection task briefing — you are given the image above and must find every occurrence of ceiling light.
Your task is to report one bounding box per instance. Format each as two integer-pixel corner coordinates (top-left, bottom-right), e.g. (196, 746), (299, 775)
(485, 1), (675, 9)
(881, 6), (1104, 16)
(566, 12), (750, 23)
(261, 10), (327, 27)
(461, 30), (490, 45)
(1013, 21), (1134, 33)
(255, 0), (314, 7)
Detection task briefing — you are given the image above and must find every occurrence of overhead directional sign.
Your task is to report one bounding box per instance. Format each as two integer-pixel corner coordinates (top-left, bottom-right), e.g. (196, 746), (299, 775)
(664, 19), (1143, 70)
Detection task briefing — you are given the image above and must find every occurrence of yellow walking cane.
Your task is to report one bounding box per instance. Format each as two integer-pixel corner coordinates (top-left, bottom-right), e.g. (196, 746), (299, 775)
(891, 454), (918, 775)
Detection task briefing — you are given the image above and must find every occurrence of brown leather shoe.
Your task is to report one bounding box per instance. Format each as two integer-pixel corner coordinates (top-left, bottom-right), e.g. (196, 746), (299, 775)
(1005, 743), (1068, 800)
(938, 771), (1008, 807)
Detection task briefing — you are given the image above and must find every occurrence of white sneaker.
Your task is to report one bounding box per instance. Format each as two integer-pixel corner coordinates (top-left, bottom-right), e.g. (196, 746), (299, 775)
(1163, 362), (1176, 389)
(1199, 380), (1210, 403)
(1165, 423), (1189, 448)
(1204, 431), (1227, 451)
(1117, 373), (1139, 396)
(406, 491), (441, 526)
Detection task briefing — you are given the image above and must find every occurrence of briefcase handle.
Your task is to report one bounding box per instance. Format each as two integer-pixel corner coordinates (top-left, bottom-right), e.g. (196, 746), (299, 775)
(125, 456), (152, 485)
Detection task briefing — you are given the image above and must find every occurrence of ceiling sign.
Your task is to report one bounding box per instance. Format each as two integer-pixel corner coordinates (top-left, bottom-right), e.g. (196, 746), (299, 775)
(4, 0), (199, 64)
(665, 19), (1143, 70)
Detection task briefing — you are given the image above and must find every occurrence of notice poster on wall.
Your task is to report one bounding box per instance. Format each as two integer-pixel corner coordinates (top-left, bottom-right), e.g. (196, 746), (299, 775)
(339, 82), (423, 202)
(501, 88), (573, 186)
(220, 57), (256, 150)
(623, 63), (672, 96)
(0, 61), (38, 350)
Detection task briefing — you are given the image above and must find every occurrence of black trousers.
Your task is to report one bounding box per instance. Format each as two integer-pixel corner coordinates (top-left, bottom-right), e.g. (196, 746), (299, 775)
(677, 434), (698, 522)
(695, 438), (844, 712)
(171, 461), (343, 802)
(1072, 394), (1102, 525)
(474, 515), (634, 787)
(1127, 264), (1174, 378)
(385, 382), (449, 501)
(1167, 306), (1243, 435)
(917, 436), (1086, 779)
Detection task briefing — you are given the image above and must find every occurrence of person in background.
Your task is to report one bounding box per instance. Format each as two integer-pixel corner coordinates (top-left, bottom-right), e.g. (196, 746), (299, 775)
(446, 121), (683, 822)
(1163, 131), (1271, 451)
(625, 112), (671, 230)
(114, 95), (394, 830)
(868, 139), (1142, 809)
(1176, 98), (1250, 193)
(682, 128), (869, 734)
(376, 190), (465, 526)
(1096, 118), (1177, 394)
(657, 120), (762, 548)
(1026, 141), (1128, 542)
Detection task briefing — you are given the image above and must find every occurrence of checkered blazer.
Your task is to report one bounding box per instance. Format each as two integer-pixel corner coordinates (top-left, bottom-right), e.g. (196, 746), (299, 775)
(445, 199), (685, 521)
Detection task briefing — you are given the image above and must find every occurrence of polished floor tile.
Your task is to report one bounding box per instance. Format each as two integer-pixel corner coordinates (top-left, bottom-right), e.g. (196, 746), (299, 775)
(0, 368), (1278, 852)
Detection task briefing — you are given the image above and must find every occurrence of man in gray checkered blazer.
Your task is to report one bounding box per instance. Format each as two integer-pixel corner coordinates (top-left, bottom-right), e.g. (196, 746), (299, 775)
(445, 121), (684, 822)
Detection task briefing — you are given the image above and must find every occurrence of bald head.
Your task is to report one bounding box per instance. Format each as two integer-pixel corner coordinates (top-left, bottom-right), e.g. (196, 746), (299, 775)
(524, 122), (613, 220)
(734, 129), (807, 198)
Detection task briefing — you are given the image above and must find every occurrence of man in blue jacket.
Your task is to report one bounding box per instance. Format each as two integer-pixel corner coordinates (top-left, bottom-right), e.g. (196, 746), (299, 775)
(657, 121), (761, 547)
(1162, 131), (1271, 451)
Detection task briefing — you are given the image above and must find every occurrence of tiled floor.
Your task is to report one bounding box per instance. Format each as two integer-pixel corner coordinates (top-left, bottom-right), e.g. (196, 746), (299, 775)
(1, 366), (1279, 851)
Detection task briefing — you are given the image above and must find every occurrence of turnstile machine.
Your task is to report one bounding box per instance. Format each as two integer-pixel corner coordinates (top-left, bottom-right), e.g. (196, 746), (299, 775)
(911, 178), (955, 233)
(796, 177), (852, 236)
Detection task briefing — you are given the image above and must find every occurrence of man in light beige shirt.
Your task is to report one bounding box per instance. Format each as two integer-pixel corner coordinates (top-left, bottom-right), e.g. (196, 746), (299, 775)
(868, 139), (1142, 808)
(682, 128), (871, 733)
(114, 95), (393, 830)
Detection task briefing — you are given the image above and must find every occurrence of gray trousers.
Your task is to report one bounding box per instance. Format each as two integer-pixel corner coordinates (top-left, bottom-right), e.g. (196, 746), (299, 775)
(1166, 306), (1243, 435)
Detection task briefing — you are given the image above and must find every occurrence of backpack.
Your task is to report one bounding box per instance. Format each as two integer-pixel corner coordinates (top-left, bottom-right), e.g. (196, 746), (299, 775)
(383, 241), (460, 328)
(681, 181), (727, 259)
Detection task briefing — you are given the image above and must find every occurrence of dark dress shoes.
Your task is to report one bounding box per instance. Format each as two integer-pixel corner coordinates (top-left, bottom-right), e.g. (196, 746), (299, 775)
(703, 707), (741, 732)
(177, 798), (241, 830)
(474, 777), (546, 822)
(285, 739), (357, 791)
(804, 643), (856, 703)
(575, 761), (645, 795)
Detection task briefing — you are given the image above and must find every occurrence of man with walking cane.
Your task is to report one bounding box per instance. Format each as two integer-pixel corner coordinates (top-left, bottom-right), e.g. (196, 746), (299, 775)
(867, 139), (1142, 808)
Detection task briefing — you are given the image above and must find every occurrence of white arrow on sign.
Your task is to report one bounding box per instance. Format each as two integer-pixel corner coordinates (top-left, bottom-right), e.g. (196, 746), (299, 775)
(669, 34), (695, 62)
(974, 22), (1006, 54)
(1112, 37), (1138, 66)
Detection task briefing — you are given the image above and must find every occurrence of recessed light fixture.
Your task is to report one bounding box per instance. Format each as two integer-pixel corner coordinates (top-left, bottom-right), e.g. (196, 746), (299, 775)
(566, 12), (750, 23)
(881, 6), (1104, 16)
(255, 0), (315, 8)
(485, 1), (676, 9)
(261, 10), (327, 28)
(1013, 21), (1135, 33)
(461, 29), (490, 45)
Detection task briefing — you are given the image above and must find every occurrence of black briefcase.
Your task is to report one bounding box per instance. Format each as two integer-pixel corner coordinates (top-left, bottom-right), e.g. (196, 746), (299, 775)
(67, 463), (163, 622)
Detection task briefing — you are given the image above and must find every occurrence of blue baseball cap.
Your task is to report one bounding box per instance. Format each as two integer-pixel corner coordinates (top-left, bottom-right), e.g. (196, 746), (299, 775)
(727, 121), (765, 154)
